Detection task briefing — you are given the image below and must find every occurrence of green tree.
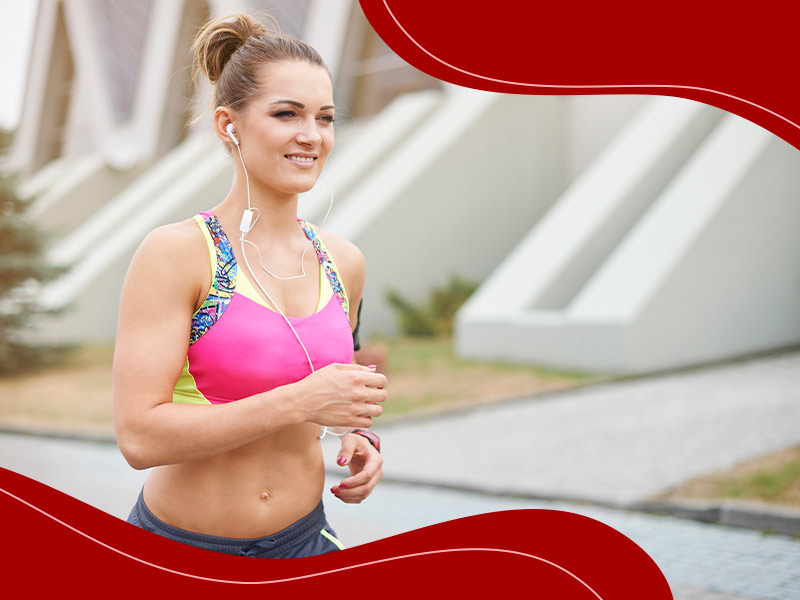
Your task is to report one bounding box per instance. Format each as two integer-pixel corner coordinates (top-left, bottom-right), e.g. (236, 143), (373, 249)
(0, 129), (68, 375)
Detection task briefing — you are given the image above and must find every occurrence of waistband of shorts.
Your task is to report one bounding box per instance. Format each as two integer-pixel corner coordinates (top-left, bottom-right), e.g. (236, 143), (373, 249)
(133, 487), (327, 550)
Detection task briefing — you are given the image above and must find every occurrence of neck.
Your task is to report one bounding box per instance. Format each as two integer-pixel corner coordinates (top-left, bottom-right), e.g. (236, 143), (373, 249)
(219, 174), (303, 241)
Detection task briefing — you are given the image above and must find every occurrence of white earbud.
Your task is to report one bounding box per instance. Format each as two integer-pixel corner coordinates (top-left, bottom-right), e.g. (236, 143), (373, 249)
(226, 123), (239, 146)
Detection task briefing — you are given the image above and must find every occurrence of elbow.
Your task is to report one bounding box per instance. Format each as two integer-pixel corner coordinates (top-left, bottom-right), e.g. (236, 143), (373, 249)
(124, 452), (153, 472)
(114, 424), (159, 470)
(117, 436), (153, 471)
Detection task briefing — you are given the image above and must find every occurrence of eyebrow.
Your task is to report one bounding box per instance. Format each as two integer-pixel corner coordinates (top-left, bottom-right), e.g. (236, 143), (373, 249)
(271, 100), (336, 111)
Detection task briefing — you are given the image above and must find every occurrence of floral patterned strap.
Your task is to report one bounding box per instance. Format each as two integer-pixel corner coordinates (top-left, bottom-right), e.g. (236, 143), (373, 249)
(298, 219), (350, 319)
(190, 213), (237, 345)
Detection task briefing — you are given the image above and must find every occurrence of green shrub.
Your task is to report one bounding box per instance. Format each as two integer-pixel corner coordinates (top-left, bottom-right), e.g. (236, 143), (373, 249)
(385, 275), (479, 337)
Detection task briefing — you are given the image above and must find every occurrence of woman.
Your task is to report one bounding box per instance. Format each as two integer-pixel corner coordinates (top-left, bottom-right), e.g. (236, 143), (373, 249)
(113, 13), (387, 559)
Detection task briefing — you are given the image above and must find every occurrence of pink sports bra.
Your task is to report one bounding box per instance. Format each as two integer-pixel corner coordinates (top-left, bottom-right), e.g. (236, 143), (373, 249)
(172, 211), (354, 405)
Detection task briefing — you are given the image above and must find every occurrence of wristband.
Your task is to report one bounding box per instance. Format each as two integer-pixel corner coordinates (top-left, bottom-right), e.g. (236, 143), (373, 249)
(351, 428), (380, 453)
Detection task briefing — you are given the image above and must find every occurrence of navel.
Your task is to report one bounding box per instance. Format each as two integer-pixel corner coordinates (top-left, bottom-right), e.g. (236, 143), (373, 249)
(260, 489), (272, 501)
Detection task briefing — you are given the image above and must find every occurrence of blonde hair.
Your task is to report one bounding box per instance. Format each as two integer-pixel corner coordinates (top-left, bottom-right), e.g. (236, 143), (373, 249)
(192, 13), (329, 112)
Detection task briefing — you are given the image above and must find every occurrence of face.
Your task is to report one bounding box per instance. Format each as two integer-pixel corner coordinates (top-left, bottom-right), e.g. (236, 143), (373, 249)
(229, 60), (335, 196)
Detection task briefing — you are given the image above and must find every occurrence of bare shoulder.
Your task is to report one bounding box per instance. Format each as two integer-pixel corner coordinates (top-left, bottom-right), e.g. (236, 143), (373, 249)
(317, 229), (364, 277)
(122, 217), (210, 311)
(137, 218), (206, 260)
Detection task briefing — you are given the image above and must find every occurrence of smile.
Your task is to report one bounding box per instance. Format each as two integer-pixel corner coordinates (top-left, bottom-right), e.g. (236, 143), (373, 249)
(285, 154), (316, 164)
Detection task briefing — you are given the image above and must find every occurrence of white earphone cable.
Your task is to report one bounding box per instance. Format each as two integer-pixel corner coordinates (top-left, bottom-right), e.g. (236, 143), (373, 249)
(233, 135), (345, 440)
(234, 143), (335, 281)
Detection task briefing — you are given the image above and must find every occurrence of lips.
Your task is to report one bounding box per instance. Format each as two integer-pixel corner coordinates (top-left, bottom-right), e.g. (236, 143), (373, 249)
(285, 154), (316, 164)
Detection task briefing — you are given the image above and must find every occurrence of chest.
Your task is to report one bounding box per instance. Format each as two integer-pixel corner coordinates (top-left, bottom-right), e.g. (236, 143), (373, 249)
(187, 292), (354, 402)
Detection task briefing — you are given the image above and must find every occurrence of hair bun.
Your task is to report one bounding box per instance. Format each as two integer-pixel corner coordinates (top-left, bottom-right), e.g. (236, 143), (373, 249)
(192, 14), (269, 84)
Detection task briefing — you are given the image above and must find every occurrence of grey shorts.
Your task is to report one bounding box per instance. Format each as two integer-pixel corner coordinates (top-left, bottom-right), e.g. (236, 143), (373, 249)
(127, 488), (344, 558)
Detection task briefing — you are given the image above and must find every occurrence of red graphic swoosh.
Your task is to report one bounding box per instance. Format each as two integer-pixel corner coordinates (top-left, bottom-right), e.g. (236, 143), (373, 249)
(0, 467), (671, 597)
(360, 0), (800, 151)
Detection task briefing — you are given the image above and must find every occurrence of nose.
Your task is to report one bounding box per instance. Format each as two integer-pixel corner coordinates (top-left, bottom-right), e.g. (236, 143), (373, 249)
(296, 116), (322, 146)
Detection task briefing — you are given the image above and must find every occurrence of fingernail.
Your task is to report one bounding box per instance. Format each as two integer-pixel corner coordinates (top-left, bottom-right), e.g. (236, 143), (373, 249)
(330, 487), (339, 495)
(337, 456), (347, 465)
(339, 483), (348, 489)
(367, 364), (376, 369)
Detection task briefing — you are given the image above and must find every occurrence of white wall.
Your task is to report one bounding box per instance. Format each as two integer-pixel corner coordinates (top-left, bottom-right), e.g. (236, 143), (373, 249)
(565, 95), (647, 179)
(456, 102), (800, 374)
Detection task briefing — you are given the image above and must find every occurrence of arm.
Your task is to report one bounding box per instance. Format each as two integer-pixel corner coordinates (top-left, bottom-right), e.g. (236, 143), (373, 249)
(320, 231), (385, 503)
(113, 224), (386, 470)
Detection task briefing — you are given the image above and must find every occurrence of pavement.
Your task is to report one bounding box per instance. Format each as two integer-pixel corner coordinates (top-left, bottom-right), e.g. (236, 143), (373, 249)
(362, 350), (800, 508)
(2, 350), (800, 599)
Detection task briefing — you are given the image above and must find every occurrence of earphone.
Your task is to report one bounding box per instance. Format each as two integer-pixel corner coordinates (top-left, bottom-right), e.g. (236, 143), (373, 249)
(227, 121), (343, 440)
(226, 122), (239, 146)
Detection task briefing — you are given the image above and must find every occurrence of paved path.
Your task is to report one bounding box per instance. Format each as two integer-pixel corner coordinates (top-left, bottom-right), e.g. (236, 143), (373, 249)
(357, 351), (800, 507)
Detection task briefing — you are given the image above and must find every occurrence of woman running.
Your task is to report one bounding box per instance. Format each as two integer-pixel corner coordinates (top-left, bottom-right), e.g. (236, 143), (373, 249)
(114, 13), (386, 558)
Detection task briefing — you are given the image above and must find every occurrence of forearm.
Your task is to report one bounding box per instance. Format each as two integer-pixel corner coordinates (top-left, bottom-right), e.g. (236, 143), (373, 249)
(116, 384), (305, 470)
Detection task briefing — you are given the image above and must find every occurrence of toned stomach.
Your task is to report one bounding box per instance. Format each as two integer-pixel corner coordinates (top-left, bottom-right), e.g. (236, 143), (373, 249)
(142, 422), (325, 539)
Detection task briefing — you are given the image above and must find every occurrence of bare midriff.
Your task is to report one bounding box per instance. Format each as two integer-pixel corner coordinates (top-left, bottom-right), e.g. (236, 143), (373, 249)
(142, 422), (324, 539)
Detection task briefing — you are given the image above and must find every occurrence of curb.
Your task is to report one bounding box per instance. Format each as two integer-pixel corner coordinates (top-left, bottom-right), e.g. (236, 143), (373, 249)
(632, 499), (800, 538)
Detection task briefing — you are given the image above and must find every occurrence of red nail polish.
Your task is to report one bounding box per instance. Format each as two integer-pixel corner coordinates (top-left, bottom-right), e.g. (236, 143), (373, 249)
(337, 456), (347, 465)
(339, 483), (348, 489)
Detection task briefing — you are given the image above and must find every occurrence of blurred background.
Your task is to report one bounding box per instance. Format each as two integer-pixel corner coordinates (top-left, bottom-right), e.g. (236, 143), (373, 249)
(1, 2), (799, 598)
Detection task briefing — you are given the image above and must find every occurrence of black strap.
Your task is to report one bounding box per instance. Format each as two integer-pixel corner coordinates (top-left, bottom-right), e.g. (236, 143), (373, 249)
(352, 298), (363, 351)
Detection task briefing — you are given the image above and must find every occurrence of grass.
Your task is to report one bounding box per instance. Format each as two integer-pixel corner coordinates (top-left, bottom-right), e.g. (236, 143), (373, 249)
(0, 344), (116, 434)
(657, 446), (800, 508)
(363, 336), (594, 418)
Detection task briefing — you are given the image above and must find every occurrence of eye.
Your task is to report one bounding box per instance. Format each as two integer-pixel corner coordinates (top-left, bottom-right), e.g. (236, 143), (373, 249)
(318, 114), (335, 124)
(273, 110), (297, 119)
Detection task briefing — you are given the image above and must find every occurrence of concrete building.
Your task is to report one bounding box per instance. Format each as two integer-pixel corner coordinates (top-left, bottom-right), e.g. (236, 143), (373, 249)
(456, 98), (800, 373)
(7, 0), (800, 374)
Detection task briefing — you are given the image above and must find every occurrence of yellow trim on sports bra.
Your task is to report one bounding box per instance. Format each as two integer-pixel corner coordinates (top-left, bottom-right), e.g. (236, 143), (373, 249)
(235, 252), (331, 314)
(173, 357), (212, 404)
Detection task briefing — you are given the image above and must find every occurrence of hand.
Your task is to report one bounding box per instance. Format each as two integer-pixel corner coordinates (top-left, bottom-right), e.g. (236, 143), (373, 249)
(330, 432), (383, 503)
(294, 363), (387, 429)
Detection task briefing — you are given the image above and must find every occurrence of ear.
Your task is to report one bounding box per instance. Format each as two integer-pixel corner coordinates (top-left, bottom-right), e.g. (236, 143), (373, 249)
(213, 107), (238, 146)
